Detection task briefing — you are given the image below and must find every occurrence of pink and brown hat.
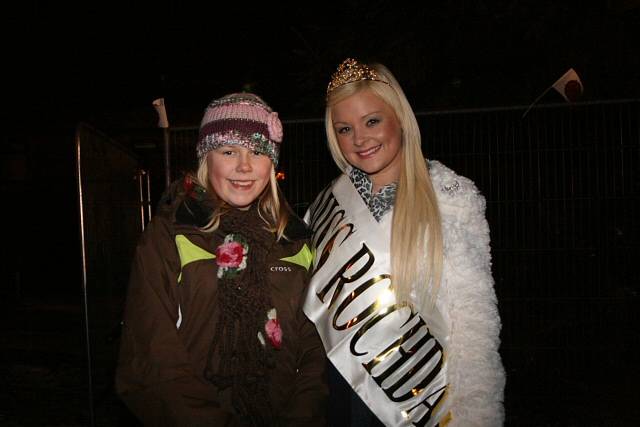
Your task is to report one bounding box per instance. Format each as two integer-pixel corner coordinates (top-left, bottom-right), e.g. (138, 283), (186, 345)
(196, 93), (283, 165)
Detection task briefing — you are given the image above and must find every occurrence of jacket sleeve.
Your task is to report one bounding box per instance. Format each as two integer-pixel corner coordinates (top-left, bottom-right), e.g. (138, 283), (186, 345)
(115, 216), (239, 427)
(446, 189), (506, 427)
(282, 247), (328, 427)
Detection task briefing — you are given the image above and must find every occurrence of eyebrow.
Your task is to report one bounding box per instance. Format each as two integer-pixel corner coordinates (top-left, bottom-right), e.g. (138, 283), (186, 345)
(334, 110), (383, 124)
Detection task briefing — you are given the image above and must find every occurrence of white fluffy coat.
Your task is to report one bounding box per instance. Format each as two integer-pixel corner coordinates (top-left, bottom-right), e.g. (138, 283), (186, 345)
(428, 160), (505, 426)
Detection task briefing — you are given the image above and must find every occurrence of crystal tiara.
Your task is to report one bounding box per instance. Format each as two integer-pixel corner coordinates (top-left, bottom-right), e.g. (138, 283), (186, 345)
(326, 58), (391, 96)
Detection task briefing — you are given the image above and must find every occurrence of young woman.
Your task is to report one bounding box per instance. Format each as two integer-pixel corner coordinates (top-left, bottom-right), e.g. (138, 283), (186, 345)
(303, 59), (505, 426)
(116, 93), (327, 426)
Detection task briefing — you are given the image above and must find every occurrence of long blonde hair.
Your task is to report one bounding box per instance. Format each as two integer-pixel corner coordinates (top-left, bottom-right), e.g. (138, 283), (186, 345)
(194, 156), (290, 241)
(325, 62), (443, 306)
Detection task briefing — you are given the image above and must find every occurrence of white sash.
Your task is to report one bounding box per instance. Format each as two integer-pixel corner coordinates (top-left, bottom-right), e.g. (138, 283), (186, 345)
(304, 175), (451, 427)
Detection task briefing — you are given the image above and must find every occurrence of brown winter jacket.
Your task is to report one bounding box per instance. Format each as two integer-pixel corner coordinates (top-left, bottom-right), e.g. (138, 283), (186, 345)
(115, 180), (327, 426)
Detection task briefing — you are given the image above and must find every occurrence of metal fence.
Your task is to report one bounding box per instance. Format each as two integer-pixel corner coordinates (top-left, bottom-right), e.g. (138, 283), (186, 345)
(169, 99), (640, 424)
(76, 123), (150, 298)
(419, 101), (640, 423)
(76, 123), (151, 425)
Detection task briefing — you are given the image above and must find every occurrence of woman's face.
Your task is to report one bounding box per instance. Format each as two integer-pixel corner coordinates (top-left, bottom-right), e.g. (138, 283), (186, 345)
(331, 90), (403, 190)
(206, 145), (272, 209)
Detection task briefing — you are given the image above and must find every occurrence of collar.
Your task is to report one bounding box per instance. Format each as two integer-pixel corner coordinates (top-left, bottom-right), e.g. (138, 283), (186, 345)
(347, 167), (397, 222)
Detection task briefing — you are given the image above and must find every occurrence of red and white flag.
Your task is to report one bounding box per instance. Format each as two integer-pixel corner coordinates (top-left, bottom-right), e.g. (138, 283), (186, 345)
(551, 68), (583, 102)
(152, 98), (169, 128)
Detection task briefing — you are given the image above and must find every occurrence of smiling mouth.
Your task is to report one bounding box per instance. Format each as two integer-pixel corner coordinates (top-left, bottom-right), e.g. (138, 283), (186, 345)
(229, 180), (255, 188)
(357, 145), (381, 158)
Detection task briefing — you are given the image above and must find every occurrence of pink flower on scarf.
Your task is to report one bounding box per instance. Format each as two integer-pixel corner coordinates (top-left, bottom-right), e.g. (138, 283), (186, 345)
(264, 308), (282, 349)
(215, 241), (245, 268)
(215, 234), (248, 279)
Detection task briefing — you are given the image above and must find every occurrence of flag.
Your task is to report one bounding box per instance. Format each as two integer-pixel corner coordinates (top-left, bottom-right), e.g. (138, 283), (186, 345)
(152, 98), (169, 128)
(551, 68), (583, 102)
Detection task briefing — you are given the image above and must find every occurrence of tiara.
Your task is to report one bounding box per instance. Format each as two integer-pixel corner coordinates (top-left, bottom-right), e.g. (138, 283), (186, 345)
(326, 58), (390, 96)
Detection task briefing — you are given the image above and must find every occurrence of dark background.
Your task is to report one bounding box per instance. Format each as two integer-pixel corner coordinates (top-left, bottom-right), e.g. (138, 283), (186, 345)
(5, 0), (638, 300)
(1, 1), (639, 425)
(6, 1), (640, 131)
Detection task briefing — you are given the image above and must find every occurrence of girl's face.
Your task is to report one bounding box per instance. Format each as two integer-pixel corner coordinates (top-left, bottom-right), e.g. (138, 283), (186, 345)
(206, 145), (272, 209)
(331, 90), (403, 191)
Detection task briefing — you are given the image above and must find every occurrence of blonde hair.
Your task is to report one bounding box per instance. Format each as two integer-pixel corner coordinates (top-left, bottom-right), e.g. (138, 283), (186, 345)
(194, 156), (290, 241)
(325, 62), (443, 307)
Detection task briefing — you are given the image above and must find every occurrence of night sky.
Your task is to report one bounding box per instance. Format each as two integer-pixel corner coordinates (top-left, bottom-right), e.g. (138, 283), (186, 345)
(7, 0), (640, 134)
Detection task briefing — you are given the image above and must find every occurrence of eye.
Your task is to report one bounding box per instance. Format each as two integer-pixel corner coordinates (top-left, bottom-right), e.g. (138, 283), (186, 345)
(366, 117), (380, 126)
(216, 147), (236, 156)
(336, 126), (351, 135)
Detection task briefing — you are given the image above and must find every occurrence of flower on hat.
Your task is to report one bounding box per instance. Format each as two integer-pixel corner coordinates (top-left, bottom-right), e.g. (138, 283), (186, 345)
(215, 234), (248, 279)
(266, 112), (283, 143)
(258, 308), (282, 350)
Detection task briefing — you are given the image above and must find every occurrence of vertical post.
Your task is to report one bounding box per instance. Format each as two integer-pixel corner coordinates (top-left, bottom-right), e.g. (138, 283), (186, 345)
(137, 170), (146, 232)
(153, 97), (171, 188)
(146, 169), (152, 222)
(163, 128), (171, 188)
(75, 125), (96, 427)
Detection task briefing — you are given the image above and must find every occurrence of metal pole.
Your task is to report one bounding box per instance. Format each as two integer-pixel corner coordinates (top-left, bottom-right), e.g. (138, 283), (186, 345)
(137, 170), (145, 232)
(146, 169), (152, 222)
(75, 125), (96, 427)
(163, 128), (171, 188)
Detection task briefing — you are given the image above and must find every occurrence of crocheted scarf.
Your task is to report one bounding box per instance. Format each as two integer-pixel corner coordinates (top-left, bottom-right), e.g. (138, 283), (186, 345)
(203, 205), (278, 426)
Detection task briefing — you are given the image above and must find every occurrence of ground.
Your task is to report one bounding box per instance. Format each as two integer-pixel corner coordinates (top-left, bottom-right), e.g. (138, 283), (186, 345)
(2, 293), (639, 426)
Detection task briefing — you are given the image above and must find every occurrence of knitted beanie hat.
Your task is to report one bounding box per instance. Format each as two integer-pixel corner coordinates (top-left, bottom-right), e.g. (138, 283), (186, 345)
(196, 93), (283, 166)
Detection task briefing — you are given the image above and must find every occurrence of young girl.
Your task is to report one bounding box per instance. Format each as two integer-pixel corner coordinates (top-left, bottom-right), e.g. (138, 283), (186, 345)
(303, 59), (505, 426)
(116, 93), (327, 426)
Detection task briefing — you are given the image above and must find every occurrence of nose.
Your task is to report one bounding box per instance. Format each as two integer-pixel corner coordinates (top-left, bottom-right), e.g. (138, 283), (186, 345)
(353, 126), (367, 147)
(236, 151), (253, 172)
